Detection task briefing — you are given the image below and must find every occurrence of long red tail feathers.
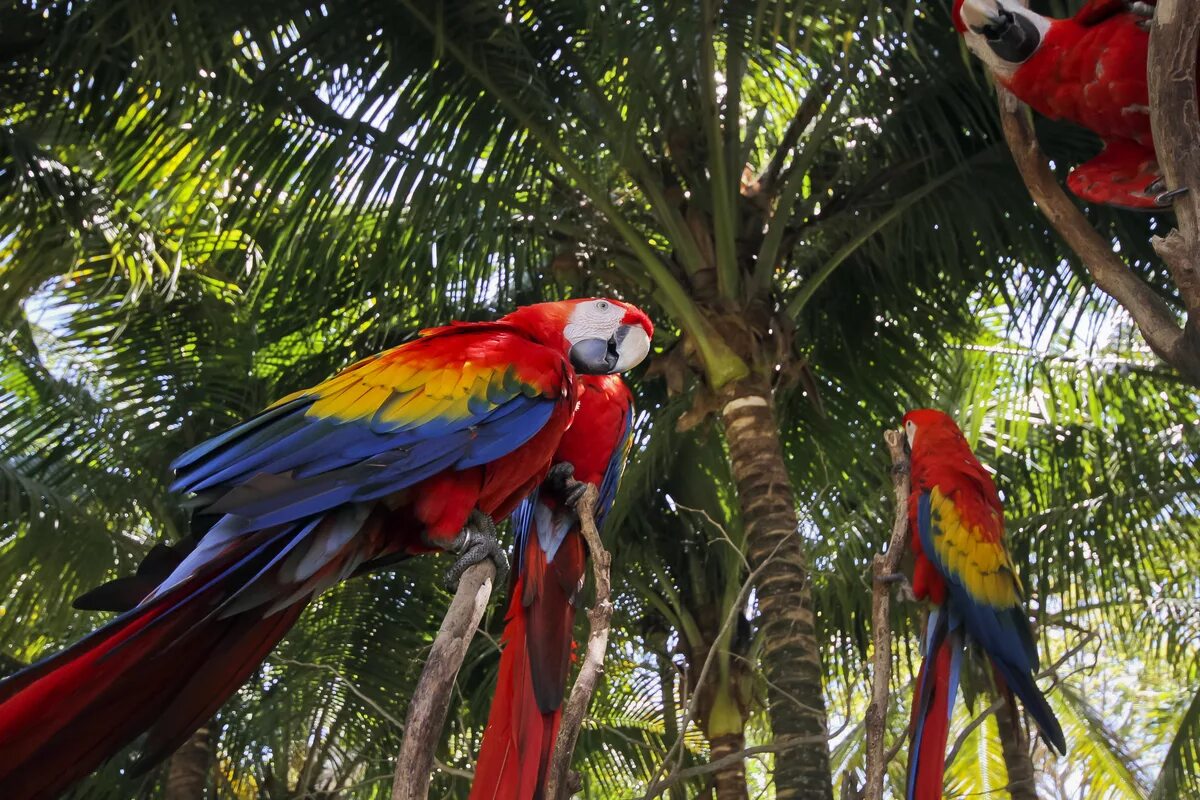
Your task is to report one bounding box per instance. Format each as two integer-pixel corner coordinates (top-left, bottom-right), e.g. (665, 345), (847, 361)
(0, 573), (306, 800)
(906, 613), (963, 800)
(469, 578), (563, 800)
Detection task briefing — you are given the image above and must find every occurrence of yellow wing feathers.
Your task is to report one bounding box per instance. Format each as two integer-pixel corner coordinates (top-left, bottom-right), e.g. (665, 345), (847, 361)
(928, 486), (1024, 608)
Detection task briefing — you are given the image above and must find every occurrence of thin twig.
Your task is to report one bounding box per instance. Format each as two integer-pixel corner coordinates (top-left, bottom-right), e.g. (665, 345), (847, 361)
(545, 484), (612, 800)
(642, 736), (825, 797)
(639, 535), (791, 800)
(391, 560), (495, 800)
(861, 428), (912, 800)
(274, 657), (474, 781)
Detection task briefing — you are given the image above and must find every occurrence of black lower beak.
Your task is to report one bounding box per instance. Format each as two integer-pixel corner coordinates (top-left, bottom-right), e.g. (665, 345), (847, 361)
(975, 8), (1041, 63)
(569, 337), (620, 374)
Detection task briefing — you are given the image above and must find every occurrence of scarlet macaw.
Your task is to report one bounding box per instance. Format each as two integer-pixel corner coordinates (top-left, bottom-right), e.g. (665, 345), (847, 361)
(954, 0), (1192, 209)
(468, 373), (634, 800)
(902, 409), (1066, 800)
(0, 298), (652, 799)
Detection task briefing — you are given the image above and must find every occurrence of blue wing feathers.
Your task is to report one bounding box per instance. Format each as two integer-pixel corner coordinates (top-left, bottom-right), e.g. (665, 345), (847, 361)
(170, 398), (313, 472)
(918, 490), (1066, 755)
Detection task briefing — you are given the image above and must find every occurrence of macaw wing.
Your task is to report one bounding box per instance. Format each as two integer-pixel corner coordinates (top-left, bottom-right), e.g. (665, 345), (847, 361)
(170, 324), (568, 529)
(916, 487), (1039, 674)
(1074, 0), (1147, 26)
(593, 393), (634, 529)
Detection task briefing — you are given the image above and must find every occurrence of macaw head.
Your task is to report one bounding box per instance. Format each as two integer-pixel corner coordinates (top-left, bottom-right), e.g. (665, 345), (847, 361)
(954, 0), (1049, 78)
(901, 408), (970, 456)
(503, 298), (654, 375)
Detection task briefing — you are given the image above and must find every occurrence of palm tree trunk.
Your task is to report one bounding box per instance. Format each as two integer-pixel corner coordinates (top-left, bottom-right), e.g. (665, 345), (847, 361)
(995, 701), (1039, 800)
(719, 374), (831, 800)
(165, 725), (213, 800)
(709, 732), (749, 800)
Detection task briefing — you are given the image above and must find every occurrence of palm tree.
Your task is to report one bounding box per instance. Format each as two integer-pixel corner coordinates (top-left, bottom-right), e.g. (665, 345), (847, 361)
(4, 1), (1198, 798)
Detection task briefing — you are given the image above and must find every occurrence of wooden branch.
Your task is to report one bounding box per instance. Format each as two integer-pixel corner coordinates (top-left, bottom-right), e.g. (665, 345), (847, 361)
(643, 735), (823, 798)
(862, 429), (913, 800)
(545, 484), (613, 800)
(392, 560), (495, 800)
(750, 81), (831, 199)
(1147, 0), (1200, 329)
(996, 87), (1200, 384)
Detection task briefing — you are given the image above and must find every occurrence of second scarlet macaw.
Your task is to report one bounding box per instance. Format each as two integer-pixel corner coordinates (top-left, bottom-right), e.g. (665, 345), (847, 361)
(955, 0), (1192, 210)
(0, 298), (652, 800)
(903, 409), (1065, 800)
(468, 374), (634, 800)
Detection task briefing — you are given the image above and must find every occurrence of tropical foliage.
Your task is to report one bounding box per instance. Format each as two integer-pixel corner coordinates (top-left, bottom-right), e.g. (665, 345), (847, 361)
(1, 0), (1197, 798)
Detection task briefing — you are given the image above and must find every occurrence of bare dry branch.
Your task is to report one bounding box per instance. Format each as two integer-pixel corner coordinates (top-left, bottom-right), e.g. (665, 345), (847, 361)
(644, 735), (825, 798)
(750, 81), (831, 199)
(391, 561), (495, 800)
(861, 428), (913, 800)
(1147, 0), (1200, 331)
(546, 484), (613, 800)
(996, 88), (1200, 383)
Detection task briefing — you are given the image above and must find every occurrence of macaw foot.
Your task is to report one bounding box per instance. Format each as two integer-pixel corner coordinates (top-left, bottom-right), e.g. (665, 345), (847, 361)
(545, 461), (588, 508)
(1145, 178), (1189, 206)
(1128, 1), (1154, 29)
(443, 510), (509, 591)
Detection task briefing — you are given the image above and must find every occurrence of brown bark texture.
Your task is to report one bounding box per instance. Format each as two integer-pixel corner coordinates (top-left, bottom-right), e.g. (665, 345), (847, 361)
(164, 725), (213, 800)
(709, 732), (751, 800)
(719, 374), (832, 800)
(1147, 0), (1200, 349)
(995, 700), (1040, 800)
(863, 430), (912, 800)
(392, 560), (494, 800)
(546, 485), (613, 800)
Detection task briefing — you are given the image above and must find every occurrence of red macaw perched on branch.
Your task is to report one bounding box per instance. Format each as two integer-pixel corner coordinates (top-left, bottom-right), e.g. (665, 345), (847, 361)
(902, 409), (1066, 800)
(954, 0), (1193, 210)
(0, 298), (652, 800)
(469, 373), (634, 800)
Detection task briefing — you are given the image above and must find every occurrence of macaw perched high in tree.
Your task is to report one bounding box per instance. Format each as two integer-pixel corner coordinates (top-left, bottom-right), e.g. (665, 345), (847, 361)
(902, 409), (1066, 800)
(954, 0), (1194, 210)
(468, 373), (634, 800)
(0, 298), (652, 800)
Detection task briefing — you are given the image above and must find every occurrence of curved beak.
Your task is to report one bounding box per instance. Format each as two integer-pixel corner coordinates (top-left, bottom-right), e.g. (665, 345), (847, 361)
(968, 4), (1041, 63)
(569, 324), (651, 375)
(612, 324), (651, 373)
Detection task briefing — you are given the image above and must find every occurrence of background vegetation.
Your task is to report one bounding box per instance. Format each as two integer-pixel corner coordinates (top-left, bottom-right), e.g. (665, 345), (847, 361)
(1, 1), (1197, 798)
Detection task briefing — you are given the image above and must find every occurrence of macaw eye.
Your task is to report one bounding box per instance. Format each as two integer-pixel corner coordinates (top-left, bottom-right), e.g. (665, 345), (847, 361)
(595, 300), (610, 311)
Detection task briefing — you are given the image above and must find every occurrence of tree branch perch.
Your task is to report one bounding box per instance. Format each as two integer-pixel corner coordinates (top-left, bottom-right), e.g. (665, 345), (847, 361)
(391, 560), (495, 800)
(861, 428), (913, 800)
(996, 87), (1200, 383)
(1147, 0), (1200, 338)
(545, 484), (613, 800)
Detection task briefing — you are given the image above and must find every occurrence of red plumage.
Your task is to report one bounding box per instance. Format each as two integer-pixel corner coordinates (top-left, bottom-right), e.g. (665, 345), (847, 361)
(470, 375), (633, 800)
(955, 0), (1196, 209)
(908, 621), (958, 800)
(902, 409), (1065, 800)
(0, 299), (651, 798)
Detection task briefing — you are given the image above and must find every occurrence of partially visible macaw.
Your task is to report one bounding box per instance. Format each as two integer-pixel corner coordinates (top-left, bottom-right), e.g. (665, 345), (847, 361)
(0, 298), (652, 800)
(902, 409), (1066, 800)
(469, 374), (634, 800)
(954, 0), (1194, 210)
